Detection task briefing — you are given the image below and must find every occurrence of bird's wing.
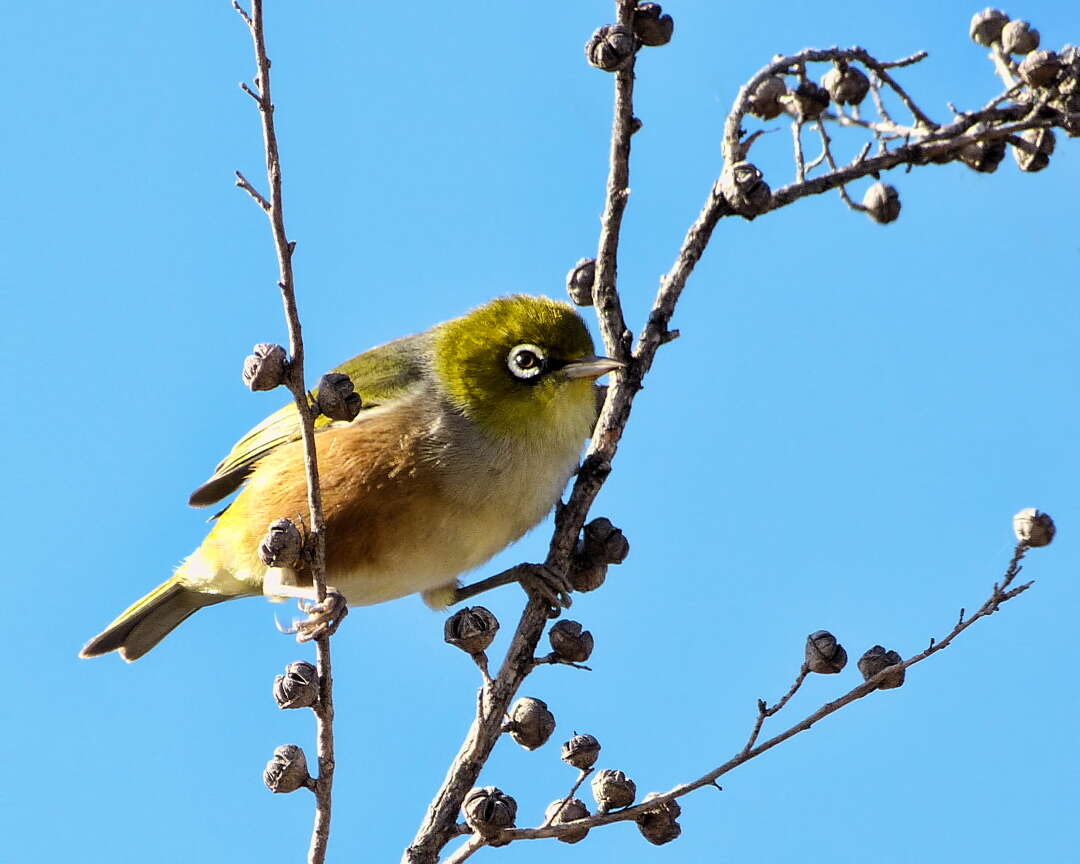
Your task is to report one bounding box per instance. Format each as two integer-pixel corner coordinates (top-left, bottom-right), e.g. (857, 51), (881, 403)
(188, 332), (431, 507)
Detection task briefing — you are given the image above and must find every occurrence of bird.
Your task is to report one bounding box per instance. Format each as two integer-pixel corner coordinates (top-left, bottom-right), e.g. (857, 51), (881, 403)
(80, 295), (621, 661)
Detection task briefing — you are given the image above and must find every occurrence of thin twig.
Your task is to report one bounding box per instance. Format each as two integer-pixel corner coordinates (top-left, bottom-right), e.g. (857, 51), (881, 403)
(441, 835), (486, 864)
(488, 542), (1037, 845)
(743, 664), (810, 753)
(989, 44), (1020, 89)
(234, 170), (270, 211)
(407, 33), (1069, 864)
(813, 119), (865, 212)
(234, 3), (336, 863)
(792, 120), (807, 181)
(591, 0), (639, 362)
(542, 768), (594, 827)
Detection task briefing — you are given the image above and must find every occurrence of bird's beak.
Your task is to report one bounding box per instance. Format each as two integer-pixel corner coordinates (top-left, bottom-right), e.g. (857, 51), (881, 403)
(563, 356), (625, 380)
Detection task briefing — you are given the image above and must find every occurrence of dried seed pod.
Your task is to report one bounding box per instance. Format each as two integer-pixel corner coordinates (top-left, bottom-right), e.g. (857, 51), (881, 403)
(259, 518), (304, 569)
(566, 258), (596, 306)
(545, 798), (591, 844)
(747, 75), (787, 120)
(562, 733), (602, 771)
(548, 620), (595, 664)
(1053, 92), (1080, 137)
(1019, 50), (1062, 88)
(1012, 127), (1056, 171)
(1001, 19), (1040, 56)
(862, 182), (902, 225)
(637, 793), (682, 845)
(969, 9), (1010, 47)
(315, 372), (362, 421)
(507, 697), (556, 750)
(791, 80), (830, 119)
(958, 127), (1007, 173)
(242, 343), (288, 391)
(805, 630), (848, 674)
(463, 786), (517, 841)
(632, 3), (674, 47)
(263, 744), (310, 793)
(821, 64), (870, 106)
(592, 768), (636, 813)
(582, 517), (630, 565)
(1059, 45), (1080, 93)
(273, 661), (319, 709)
(858, 645), (905, 689)
(569, 559), (608, 593)
(586, 24), (638, 72)
(719, 161), (772, 219)
(1013, 508), (1056, 547)
(444, 606), (500, 655)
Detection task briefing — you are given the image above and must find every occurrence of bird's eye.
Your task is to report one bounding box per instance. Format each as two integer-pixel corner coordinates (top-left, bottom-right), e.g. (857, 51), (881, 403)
(506, 343), (546, 381)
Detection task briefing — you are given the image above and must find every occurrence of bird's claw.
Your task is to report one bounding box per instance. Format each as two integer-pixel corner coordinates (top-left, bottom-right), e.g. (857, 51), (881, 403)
(519, 564), (573, 618)
(295, 589), (349, 642)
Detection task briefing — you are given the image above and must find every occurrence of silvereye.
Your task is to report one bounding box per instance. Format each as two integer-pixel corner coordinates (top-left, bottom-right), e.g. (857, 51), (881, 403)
(81, 295), (620, 661)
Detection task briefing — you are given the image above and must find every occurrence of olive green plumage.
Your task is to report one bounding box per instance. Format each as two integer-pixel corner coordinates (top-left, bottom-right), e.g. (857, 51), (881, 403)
(81, 295), (619, 661)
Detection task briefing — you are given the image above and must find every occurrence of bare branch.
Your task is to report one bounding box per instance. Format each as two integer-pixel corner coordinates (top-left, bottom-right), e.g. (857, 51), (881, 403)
(234, 170), (270, 211)
(489, 542), (1038, 846)
(235, 2), (337, 862)
(407, 25), (1072, 863)
(591, 0), (640, 362)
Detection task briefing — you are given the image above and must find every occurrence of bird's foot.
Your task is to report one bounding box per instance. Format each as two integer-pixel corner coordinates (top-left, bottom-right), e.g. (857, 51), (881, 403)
(519, 563), (573, 618)
(295, 589), (349, 642)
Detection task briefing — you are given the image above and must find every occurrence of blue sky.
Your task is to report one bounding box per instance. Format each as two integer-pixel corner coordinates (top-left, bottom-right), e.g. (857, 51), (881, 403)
(4, 2), (1077, 862)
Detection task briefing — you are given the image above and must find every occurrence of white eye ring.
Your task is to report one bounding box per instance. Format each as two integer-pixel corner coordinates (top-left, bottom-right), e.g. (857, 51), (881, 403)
(506, 343), (546, 380)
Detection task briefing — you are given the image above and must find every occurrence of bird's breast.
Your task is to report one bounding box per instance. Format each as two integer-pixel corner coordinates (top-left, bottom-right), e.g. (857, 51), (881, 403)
(317, 395), (590, 605)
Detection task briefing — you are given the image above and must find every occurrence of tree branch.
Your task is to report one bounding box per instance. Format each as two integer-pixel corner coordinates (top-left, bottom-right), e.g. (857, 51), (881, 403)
(405, 19), (1073, 863)
(234, 2), (337, 862)
(489, 541), (1038, 846)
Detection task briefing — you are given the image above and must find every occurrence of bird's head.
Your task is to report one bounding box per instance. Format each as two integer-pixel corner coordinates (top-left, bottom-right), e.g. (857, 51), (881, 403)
(432, 295), (621, 442)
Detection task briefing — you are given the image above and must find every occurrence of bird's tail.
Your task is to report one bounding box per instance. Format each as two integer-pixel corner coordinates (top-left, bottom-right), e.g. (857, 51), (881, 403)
(80, 575), (229, 662)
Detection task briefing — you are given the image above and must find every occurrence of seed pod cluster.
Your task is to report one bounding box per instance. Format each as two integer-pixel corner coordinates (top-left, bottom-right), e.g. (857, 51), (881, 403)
(969, 8), (1009, 47)
(1012, 128), (1056, 172)
(633, 3), (674, 48)
(566, 258), (596, 306)
(258, 518), (304, 569)
(747, 75), (787, 120)
(545, 798), (591, 844)
(592, 768), (636, 813)
(263, 744), (310, 794)
(444, 606), (500, 655)
(507, 697), (556, 751)
(862, 183), (901, 225)
(858, 645), (905, 689)
(719, 161), (772, 219)
(315, 372), (362, 421)
(562, 733), (602, 771)
(791, 80), (830, 119)
(463, 786), (517, 842)
(586, 24), (638, 72)
(821, 63), (870, 106)
(582, 517), (630, 565)
(637, 793), (682, 845)
(805, 630), (848, 674)
(548, 620), (595, 664)
(242, 343), (288, 391)
(958, 126), (1007, 173)
(1013, 508), (1055, 547)
(1001, 19), (1040, 56)
(1019, 50), (1062, 88)
(273, 661), (319, 709)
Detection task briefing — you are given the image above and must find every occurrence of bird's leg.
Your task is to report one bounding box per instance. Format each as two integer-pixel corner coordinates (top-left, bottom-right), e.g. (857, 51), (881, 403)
(263, 567), (349, 641)
(453, 563), (573, 618)
(295, 589), (349, 642)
